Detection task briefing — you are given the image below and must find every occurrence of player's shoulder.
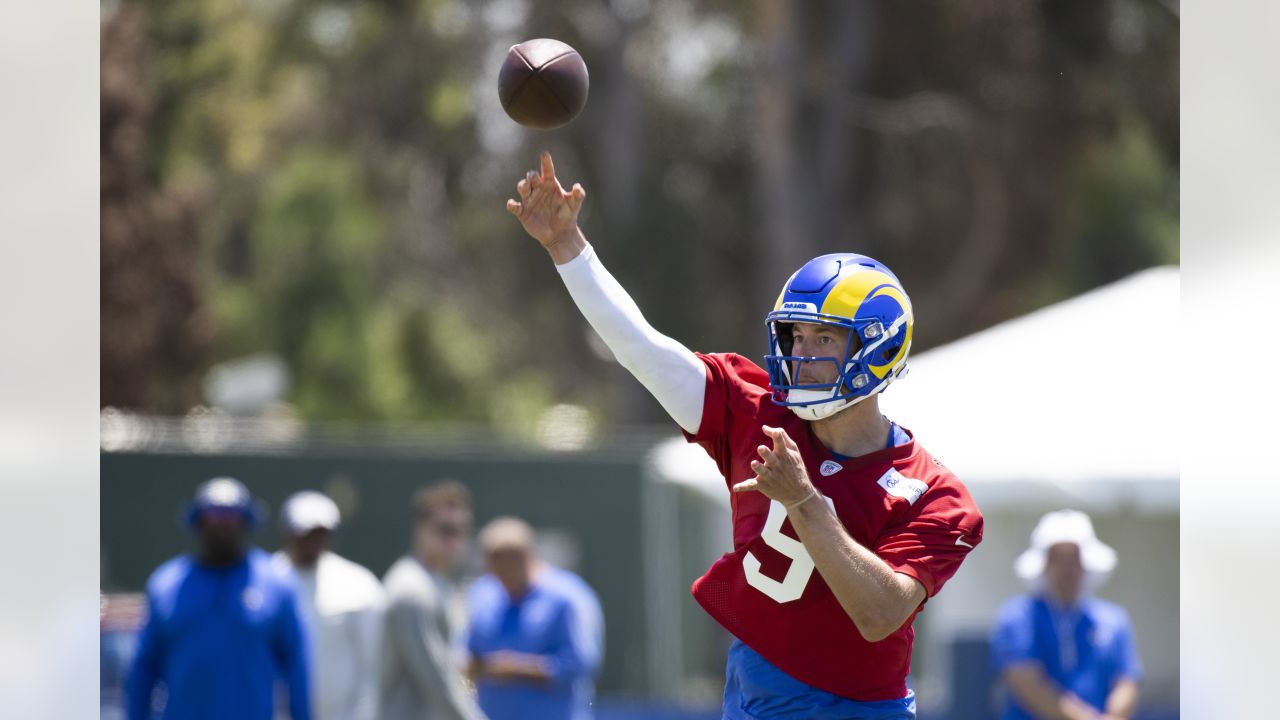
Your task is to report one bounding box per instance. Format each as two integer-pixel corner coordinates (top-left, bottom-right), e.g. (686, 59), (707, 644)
(383, 556), (436, 603)
(323, 551), (379, 584)
(381, 555), (414, 588)
(543, 566), (597, 601)
(698, 351), (770, 390)
(248, 547), (297, 585)
(900, 434), (980, 506)
(466, 572), (502, 600)
(322, 552), (385, 600)
(147, 554), (194, 595)
(1084, 596), (1133, 625)
(900, 434), (960, 482)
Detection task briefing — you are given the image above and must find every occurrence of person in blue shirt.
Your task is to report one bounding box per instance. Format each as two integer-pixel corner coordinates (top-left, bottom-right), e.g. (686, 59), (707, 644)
(465, 516), (603, 720)
(126, 477), (311, 720)
(991, 510), (1141, 720)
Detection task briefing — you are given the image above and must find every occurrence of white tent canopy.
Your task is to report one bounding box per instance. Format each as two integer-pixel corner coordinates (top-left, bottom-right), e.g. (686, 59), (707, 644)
(880, 265), (1179, 511)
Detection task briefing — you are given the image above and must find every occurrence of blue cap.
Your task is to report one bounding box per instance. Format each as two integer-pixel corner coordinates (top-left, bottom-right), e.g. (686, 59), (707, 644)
(185, 477), (262, 529)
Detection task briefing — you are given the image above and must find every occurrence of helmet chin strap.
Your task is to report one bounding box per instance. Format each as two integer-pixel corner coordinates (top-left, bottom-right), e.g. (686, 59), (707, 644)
(786, 368), (902, 421)
(786, 389), (866, 421)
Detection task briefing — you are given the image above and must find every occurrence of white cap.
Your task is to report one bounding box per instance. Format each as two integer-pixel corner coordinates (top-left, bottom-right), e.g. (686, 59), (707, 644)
(1014, 509), (1117, 592)
(281, 491), (341, 535)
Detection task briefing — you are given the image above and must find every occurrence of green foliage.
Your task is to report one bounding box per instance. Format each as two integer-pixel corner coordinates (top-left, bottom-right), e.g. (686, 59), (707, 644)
(104, 0), (1180, 429)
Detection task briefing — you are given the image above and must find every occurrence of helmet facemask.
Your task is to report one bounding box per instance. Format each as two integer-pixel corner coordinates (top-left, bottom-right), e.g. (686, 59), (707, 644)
(765, 314), (911, 421)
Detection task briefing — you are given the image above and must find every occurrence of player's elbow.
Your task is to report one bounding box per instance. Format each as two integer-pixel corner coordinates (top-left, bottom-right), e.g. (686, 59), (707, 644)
(850, 611), (905, 643)
(855, 621), (896, 644)
(853, 577), (926, 642)
(854, 599), (919, 642)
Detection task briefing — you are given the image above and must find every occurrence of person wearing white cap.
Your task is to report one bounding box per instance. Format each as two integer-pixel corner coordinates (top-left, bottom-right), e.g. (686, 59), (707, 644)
(275, 490), (385, 720)
(991, 510), (1142, 720)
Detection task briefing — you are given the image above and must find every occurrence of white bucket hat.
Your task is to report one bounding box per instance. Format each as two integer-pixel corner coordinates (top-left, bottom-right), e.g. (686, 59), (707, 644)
(1014, 509), (1117, 593)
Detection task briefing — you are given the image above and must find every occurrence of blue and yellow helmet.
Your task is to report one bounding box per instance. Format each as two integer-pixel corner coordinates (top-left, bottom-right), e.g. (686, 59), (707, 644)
(764, 253), (913, 420)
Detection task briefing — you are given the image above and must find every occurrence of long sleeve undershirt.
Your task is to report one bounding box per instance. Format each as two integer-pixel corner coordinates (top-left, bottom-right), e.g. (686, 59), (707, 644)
(554, 244), (706, 435)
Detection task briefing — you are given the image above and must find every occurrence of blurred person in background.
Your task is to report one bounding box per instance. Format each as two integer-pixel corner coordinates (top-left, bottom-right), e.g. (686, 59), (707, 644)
(379, 481), (486, 720)
(126, 477), (310, 720)
(992, 510), (1141, 720)
(274, 490), (384, 720)
(465, 517), (603, 720)
(506, 153), (983, 719)
(101, 592), (147, 718)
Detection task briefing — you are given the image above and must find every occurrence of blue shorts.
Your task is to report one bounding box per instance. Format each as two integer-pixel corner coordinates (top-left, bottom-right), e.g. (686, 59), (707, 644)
(722, 639), (917, 720)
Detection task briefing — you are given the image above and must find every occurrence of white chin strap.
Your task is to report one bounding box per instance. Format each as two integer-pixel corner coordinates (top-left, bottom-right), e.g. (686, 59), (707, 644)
(785, 389), (866, 421)
(785, 368), (903, 420)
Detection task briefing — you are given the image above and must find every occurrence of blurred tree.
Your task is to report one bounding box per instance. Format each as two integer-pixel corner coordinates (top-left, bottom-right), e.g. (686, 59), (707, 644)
(101, 2), (213, 412)
(102, 0), (1178, 429)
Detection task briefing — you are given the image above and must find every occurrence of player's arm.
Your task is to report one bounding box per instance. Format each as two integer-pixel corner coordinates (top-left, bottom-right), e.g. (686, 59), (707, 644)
(385, 596), (484, 720)
(734, 426), (924, 642)
(471, 650), (554, 686)
(1103, 609), (1141, 719)
(506, 152), (706, 434)
(1103, 677), (1139, 719)
(1002, 663), (1108, 720)
(789, 494), (923, 642)
(274, 582), (313, 720)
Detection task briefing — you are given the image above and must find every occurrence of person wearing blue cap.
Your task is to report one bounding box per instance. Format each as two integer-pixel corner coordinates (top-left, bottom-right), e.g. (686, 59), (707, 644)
(126, 477), (312, 720)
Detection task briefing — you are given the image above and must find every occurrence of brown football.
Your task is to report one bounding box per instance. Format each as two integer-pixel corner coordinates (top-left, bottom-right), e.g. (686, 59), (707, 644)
(497, 38), (589, 130)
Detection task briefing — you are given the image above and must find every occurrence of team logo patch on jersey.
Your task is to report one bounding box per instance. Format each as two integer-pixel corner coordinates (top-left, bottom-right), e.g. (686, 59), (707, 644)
(819, 460), (843, 476)
(877, 468), (928, 505)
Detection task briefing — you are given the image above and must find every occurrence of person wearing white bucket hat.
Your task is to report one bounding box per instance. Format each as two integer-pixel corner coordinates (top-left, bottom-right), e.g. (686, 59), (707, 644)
(991, 510), (1142, 720)
(275, 490), (386, 720)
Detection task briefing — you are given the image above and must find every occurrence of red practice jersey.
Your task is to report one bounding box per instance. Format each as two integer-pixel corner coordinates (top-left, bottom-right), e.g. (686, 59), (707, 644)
(685, 352), (984, 701)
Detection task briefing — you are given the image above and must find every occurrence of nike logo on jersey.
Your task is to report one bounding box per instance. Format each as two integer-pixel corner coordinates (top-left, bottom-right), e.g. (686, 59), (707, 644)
(877, 468), (928, 505)
(955, 536), (974, 549)
(819, 460), (843, 476)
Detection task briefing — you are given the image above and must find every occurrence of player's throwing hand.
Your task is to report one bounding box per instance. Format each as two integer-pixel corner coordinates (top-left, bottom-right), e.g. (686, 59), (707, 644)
(506, 152), (587, 257)
(733, 426), (819, 509)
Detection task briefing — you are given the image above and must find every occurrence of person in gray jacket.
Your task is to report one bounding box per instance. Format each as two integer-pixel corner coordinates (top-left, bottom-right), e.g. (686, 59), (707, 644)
(379, 481), (487, 720)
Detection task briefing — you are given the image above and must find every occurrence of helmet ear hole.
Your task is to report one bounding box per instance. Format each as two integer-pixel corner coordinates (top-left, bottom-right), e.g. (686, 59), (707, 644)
(882, 345), (901, 363)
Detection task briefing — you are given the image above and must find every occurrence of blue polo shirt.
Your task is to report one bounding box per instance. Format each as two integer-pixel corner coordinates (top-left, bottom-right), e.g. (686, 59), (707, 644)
(991, 594), (1142, 720)
(126, 548), (311, 720)
(466, 566), (603, 720)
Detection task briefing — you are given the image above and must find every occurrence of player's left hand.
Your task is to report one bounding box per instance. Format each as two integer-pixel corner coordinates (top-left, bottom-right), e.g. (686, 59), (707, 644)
(732, 425), (816, 508)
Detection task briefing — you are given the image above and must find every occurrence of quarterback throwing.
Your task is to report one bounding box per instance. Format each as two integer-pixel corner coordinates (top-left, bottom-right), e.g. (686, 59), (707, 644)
(507, 153), (984, 720)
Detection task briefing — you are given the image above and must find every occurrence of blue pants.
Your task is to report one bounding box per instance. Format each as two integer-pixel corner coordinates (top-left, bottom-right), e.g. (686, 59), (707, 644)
(722, 639), (916, 720)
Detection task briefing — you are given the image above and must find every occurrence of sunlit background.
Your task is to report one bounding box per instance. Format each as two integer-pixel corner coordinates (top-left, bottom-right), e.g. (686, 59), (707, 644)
(98, 1), (1181, 718)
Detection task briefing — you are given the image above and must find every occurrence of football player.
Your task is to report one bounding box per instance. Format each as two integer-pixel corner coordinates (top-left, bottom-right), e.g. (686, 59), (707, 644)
(507, 152), (984, 720)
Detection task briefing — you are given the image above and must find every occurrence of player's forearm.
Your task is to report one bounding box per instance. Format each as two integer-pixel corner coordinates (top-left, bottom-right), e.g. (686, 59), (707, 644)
(787, 498), (920, 642)
(1104, 678), (1139, 718)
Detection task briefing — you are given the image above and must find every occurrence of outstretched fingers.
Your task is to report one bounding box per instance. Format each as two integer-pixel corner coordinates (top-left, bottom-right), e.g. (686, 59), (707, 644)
(540, 151), (556, 183)
(762, 425), (791, 454)
(568, 183), (586, 212)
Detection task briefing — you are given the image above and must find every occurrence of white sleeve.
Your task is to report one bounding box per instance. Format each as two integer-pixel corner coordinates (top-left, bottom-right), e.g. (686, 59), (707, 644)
(555, 244), (706, 435)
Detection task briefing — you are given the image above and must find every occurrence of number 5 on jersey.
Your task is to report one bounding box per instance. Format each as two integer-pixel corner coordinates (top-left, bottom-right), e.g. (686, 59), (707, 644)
(742, 494), (834, 603)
